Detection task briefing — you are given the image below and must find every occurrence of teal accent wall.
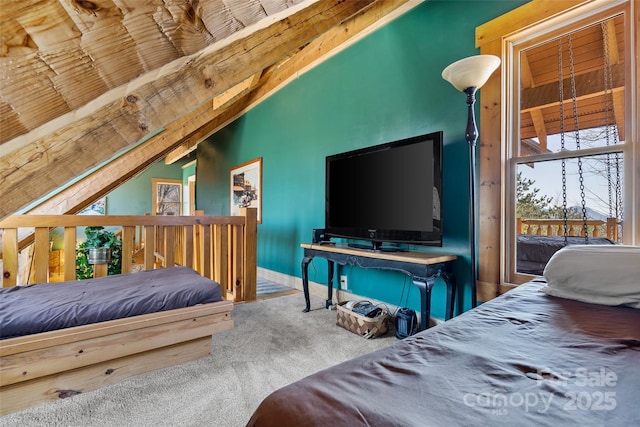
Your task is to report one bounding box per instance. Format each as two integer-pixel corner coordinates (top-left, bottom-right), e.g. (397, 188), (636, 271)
(196, 1), (527, 317)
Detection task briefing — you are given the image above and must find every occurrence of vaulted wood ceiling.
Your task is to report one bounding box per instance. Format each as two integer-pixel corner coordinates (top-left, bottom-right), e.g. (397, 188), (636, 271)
(0, 0), (422, 220)
(2, 1), (625, 222)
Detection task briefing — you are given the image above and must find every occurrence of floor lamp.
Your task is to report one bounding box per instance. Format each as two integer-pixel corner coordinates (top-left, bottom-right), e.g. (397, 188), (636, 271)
(442, 55), (501, 308)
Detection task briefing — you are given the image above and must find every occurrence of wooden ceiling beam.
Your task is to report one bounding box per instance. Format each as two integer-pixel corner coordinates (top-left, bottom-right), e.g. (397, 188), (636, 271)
(162, 72), (265, 163)
(22, 94), (245, 217)
(164, 50), (311, 165)
(0, 0), (379, 220)
(519, 50), (549, 150)
(164, 0), (422, 164)
(1, 102), (224, 256)
(521, 63), (625, 112)
(212, 72), (263, 110)
(529, 109), (548, 151)
(603, 19), (620, 65)
(612, 89), (625, 141)
(18, 0), (421, 219)
(520, 51), (534, 88)
(603, 19), (624, 141)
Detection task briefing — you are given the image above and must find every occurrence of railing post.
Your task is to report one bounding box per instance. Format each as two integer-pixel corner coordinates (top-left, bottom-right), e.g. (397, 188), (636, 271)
(121, 226), (135, 274)
(63, 227), (77, 281)
(144, 225), (155, 271)
(164, 226), (175, 268)
(182, 225), (194, 269)
(202, 224), (212, 279)
(242, 208), (257, 302)
(213, 224), (228, 293)
(606, 217), (617, 241)
(33, 227), (49, 284)
(230, 223), (243, 302)
(2, 228), (18, 287)
(93, 264), (108, 278)
(193, 210), (204, 274)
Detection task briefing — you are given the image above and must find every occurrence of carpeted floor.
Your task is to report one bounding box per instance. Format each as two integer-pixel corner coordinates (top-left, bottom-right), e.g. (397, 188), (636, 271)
(1, 293), (398, 427)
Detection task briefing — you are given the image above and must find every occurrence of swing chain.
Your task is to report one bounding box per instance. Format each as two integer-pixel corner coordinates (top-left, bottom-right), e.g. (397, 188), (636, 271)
(558, 39), (569, 242)
(567, 35), (589, 243)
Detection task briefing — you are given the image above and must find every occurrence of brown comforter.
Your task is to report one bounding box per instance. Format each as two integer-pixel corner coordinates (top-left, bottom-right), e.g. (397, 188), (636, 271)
(247, 279), (640, 426)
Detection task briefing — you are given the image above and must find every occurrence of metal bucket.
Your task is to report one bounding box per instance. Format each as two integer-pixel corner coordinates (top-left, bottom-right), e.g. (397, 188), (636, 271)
(88, 247), (111, 264)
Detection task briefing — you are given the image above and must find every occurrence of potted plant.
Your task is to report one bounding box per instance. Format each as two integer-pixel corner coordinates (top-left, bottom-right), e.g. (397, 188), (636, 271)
(76, 226), (122, 280)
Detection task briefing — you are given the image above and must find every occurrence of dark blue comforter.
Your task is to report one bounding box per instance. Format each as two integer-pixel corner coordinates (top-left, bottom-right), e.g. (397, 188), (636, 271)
(0, 266), (222, 339)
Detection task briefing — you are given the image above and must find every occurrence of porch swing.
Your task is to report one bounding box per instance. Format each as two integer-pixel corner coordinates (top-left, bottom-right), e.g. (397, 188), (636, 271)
(516, 26), (620, 276)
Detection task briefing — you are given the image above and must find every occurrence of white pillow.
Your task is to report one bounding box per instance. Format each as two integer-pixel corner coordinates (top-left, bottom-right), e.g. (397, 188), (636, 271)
(541, 245), (640, 308)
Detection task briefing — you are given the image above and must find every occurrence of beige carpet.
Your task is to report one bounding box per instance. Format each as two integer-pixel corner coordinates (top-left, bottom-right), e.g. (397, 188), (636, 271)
(1, 293), (397, 427)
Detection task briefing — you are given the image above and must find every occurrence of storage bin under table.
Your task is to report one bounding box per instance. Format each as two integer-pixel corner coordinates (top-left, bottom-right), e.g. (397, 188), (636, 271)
(300, 243), (457, 331)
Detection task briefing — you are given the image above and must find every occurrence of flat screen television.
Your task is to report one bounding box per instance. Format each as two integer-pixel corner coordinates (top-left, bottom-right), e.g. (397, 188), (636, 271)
(325, 131), (443, 250)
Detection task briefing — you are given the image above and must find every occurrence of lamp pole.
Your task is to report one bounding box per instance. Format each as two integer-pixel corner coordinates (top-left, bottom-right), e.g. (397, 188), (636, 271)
(464, 86), (479, 309)
(441, 54), (501, 311)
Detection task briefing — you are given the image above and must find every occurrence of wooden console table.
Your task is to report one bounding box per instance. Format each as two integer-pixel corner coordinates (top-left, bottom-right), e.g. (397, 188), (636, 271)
(300, 243), (457, 331)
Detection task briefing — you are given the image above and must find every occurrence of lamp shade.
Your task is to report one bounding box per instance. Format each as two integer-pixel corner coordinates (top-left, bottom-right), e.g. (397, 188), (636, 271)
(442, 55), (501, 92)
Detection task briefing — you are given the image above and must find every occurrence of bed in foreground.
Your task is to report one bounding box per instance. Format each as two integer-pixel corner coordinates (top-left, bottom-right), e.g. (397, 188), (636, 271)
(248, 246), (640, 426)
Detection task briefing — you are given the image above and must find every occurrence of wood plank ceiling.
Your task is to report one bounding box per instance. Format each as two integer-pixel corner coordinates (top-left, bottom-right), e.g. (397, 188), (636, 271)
(0, 0), (422, 220)
(519, 13), (625, 154)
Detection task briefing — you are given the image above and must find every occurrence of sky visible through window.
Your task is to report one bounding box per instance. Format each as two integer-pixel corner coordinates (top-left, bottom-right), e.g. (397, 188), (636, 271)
(518, 126), (624, 220)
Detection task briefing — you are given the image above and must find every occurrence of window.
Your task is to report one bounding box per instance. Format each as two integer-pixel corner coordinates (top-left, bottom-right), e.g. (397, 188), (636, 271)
(509, 12), (628, 282)
(475, 0), (638, 299)
(152, 178), (182, 215)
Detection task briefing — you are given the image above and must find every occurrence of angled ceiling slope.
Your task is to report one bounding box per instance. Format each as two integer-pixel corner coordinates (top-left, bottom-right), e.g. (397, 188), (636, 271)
(0, 0), (422, 220)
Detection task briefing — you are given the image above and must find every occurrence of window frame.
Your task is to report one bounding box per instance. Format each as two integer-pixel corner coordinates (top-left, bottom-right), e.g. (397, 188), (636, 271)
(152, 178), (183, 216)
(475, 0), (638, 300)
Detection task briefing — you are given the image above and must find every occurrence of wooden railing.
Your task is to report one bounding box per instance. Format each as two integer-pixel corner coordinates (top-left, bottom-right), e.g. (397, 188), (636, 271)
(0, 208), (257, 302)
(517, 217), (619, 241)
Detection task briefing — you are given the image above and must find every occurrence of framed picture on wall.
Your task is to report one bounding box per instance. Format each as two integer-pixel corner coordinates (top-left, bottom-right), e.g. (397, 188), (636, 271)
(230, 157), (262, 223)
(79, 197), (106, 215)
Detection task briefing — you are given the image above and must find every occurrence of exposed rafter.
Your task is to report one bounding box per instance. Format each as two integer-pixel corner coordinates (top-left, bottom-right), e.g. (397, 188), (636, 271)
(2, 0), (402, 220)
(3, 0), (423, 221)
(165, 0), (422, 165)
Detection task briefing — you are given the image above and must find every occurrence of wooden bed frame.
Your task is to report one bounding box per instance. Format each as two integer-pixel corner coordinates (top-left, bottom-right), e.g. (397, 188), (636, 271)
(0, 209), (257, 415)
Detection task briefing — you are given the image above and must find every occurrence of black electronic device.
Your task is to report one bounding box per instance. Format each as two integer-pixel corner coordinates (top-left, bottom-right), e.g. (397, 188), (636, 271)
(395, 308), (418, 339)
(312, 228), (326, 244)
(325, 131), (443, 249)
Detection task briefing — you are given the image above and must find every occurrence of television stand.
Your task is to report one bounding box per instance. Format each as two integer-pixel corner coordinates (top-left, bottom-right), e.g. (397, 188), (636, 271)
(300, 243), (458, 331)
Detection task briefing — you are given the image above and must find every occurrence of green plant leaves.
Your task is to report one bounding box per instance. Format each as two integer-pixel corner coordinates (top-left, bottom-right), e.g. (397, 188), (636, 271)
(75, 227), (122, 280)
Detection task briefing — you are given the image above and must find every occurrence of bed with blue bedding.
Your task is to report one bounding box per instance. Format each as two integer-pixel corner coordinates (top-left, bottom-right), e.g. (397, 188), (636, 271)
(0, 266), (223, 339)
